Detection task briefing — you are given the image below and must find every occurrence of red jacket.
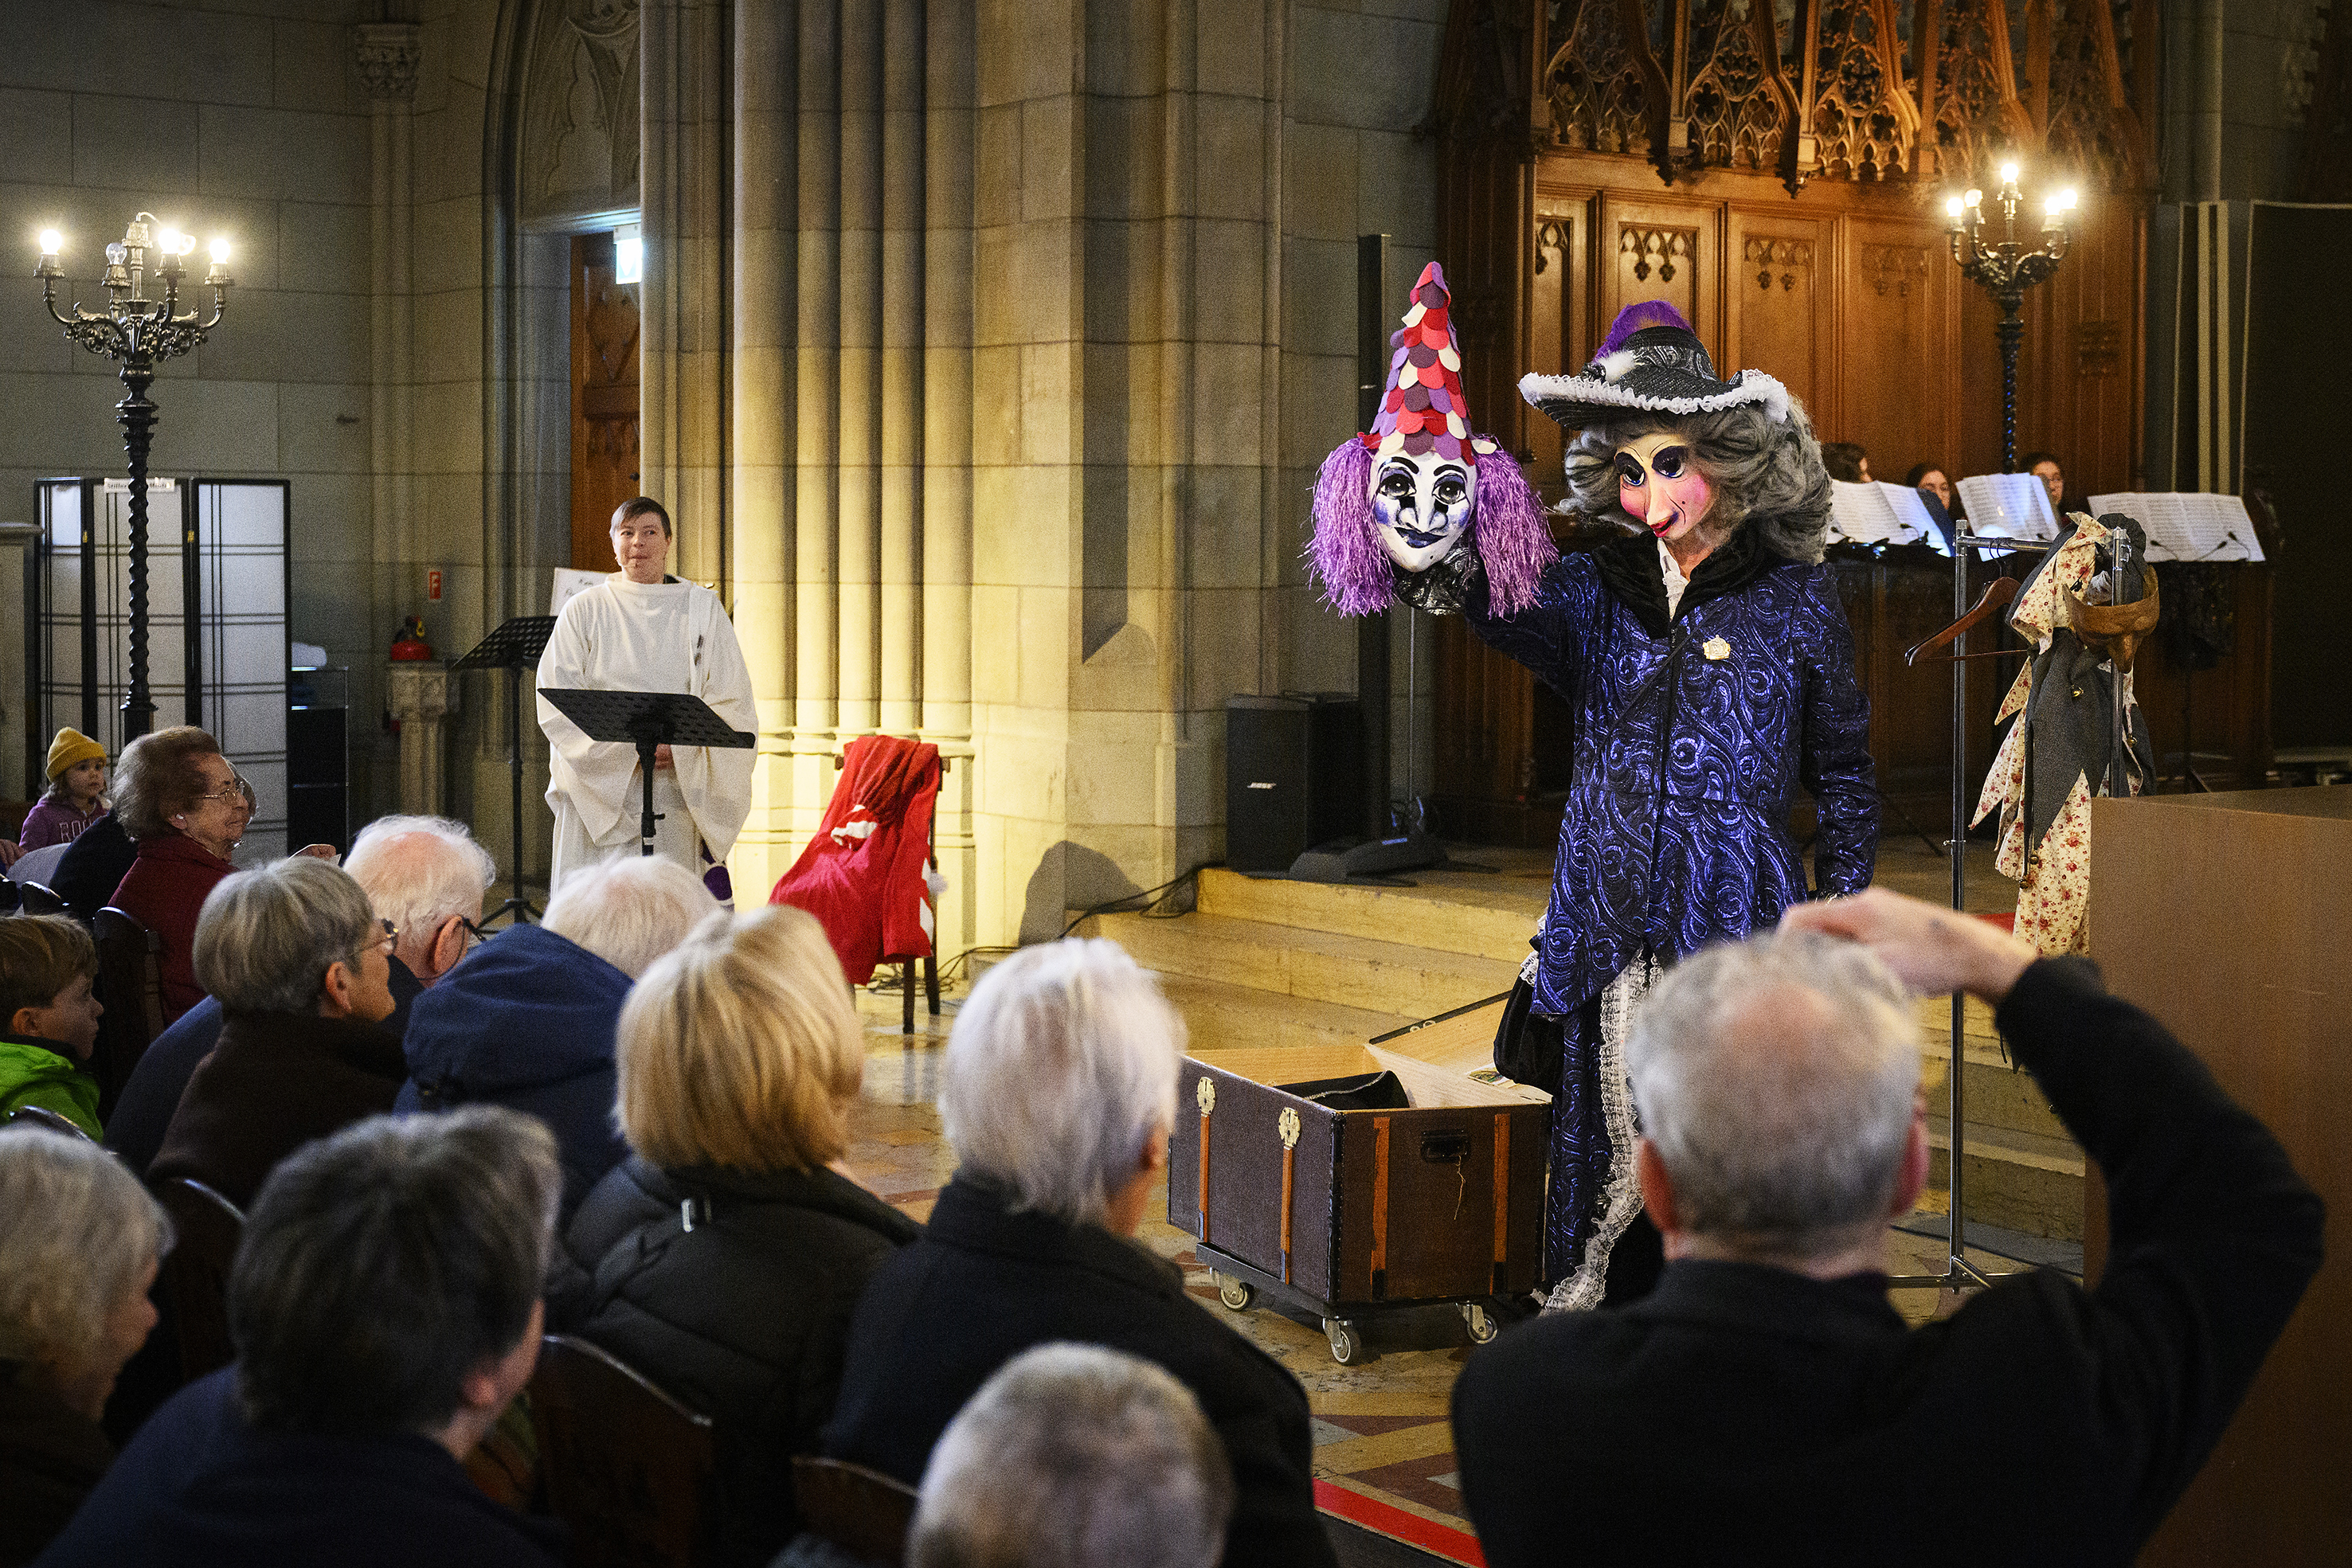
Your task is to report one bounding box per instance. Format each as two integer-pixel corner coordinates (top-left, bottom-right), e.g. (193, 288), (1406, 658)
(111, 835), (237, 1023)
(769, 736), (940, 985)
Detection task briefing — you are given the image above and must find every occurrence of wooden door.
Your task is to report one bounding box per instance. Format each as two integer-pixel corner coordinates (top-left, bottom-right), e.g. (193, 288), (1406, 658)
(570, 232), (641, 572)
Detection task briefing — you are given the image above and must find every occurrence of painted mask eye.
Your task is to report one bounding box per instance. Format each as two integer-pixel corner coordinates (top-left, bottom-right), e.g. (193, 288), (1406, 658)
(1650, 445), (1691, 480)
(1378, 468), (1415, 498)
(1434, 475), (1467, 508)
(1614, 454), (1646, 487)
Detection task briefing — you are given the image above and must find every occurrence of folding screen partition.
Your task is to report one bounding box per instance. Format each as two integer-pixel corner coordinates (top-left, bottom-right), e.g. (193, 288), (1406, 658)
(34, 477), (291, 862)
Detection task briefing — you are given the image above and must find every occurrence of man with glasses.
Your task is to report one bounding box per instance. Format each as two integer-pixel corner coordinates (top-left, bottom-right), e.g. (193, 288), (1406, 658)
(105, 815), (491, 1179)
(147, 858), (408, 1208)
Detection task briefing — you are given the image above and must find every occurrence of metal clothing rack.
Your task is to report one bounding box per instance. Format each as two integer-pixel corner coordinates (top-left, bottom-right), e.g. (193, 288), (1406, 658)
(1885, 527), (2057, 1295)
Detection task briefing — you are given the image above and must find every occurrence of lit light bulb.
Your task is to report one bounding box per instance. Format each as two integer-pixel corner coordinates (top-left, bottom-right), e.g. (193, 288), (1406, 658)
(2060, 189), (2079, 210)
(1946, 196), (1963, 217)
(1963, 189), (1982, 207)
(2045, 194), (2064, 217)
(209, 236), (232, 264)
(181, 233), (198, 256)
(1998, 160), (2020, 185)
(158, 226), (185, 255)
(37, 228), (61, 255)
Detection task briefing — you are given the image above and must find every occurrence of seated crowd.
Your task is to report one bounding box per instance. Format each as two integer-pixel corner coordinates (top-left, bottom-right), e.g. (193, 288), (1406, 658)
(0, 725), (2327, 1568)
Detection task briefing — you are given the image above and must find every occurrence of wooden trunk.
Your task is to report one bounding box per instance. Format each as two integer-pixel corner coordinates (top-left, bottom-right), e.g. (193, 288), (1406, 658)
(1168, 1027), (1549, 1313)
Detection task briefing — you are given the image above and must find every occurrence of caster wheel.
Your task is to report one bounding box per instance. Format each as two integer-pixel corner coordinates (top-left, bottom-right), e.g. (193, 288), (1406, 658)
(1460, 1302), (1498, 1344)
(1323, 1317), (1361, 1365)
(1216, 1275), (1254, 1312)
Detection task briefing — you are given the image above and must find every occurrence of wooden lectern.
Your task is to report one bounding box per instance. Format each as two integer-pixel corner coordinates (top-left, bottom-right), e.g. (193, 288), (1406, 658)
(2087, 786), (2351, 1565)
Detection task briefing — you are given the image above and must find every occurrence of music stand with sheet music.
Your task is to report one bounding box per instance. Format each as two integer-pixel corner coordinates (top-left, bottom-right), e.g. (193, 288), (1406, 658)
(453, 616), (560, 926)
(537, 690), (756, 859)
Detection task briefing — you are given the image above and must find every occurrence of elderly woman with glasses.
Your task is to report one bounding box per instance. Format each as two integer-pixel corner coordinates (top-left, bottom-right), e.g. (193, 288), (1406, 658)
(148, 857), (406, 1208)
(104, 727), (256, 1021)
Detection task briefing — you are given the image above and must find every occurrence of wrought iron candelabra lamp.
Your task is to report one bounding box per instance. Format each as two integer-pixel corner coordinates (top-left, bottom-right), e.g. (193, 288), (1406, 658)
(33, 213), (233, 740)
(1945, 164), (2075, 472)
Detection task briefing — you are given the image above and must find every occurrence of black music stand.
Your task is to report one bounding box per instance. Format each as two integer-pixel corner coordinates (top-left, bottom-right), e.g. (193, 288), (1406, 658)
(538, 690), (756, 858)
(453, 616), (559, 926)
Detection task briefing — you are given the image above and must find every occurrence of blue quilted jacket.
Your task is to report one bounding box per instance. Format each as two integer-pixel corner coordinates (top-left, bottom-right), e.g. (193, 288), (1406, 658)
(1466, 526), (1878, 1015)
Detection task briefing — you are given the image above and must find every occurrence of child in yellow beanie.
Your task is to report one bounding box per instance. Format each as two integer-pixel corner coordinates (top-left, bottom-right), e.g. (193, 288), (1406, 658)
(18, 729), (111, 852)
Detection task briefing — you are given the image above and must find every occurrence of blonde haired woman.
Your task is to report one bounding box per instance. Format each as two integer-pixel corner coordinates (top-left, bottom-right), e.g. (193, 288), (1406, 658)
(0, 1125), (170, 1562)
(552, 904), (916, 1568)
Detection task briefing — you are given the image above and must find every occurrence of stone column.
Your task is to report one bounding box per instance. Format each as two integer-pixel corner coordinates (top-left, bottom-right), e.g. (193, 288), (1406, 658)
(358, 21), (420, 829)
(385, 661), (456, 816)
(878, 0), (926, 737)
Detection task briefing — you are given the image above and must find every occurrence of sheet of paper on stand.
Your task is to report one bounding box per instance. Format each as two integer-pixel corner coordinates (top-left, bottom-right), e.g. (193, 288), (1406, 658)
(548, 567), (605, 616)
(1955, 472), (2058, 542)
(2087, 492), (2265, 562)
(1826, 480), (1938, 547)
(291, 642), (328, 667)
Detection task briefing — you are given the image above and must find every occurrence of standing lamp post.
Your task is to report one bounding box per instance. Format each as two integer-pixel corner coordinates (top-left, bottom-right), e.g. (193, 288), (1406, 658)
(1946, 164), (2075, 473)
(34, 213), (233, 741)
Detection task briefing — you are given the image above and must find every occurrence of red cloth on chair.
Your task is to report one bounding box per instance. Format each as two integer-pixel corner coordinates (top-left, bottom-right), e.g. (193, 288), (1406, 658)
(769, 735), (941, 985)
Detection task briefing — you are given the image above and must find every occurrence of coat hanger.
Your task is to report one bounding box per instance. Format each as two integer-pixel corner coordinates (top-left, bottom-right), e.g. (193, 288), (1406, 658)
(1905, 577), (2020, 667)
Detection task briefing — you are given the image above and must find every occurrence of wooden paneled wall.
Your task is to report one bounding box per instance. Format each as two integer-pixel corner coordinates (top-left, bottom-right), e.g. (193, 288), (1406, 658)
(1420, 0), (2269, 847)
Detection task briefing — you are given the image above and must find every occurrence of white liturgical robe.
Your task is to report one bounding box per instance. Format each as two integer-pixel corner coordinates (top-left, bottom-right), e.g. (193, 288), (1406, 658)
(534, 574), (757, 891)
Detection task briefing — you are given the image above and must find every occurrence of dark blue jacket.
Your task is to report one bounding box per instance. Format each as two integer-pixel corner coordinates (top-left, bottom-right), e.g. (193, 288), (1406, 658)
(1466, 526), (1877, 1015)
(394, 925), (630, 1216)
(33, 1367), (563, 1568)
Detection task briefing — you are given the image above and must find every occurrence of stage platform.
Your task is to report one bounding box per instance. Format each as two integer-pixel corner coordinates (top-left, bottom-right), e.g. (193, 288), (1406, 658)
(838, 833), (2084, 1565)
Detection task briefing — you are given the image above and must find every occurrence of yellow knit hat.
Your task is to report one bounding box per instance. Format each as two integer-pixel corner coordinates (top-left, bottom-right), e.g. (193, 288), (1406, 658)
(45, 728), (106, 782)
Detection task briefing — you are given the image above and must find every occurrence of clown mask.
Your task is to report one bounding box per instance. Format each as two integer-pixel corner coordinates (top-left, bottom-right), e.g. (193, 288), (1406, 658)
(1614, 432), (1713, 543)
(1370, 452), (1478, 572)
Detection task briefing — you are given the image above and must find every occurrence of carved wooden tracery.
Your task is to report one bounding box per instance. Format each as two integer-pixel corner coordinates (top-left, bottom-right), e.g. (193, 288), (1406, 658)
(1685, 1), (1792, 173)
(1802, 0), (1919, 182)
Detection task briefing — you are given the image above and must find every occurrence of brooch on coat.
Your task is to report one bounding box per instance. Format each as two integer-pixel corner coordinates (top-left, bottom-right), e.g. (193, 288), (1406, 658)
(1702, 636), (1732, 661)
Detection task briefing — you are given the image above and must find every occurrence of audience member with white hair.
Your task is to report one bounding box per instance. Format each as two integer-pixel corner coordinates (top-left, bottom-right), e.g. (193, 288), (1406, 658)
(1451, 887), (2323, 1567)
(907, 1343), (1235, 1568)
(147, 856), (406, 1208)
(823, 938), (1336, 1568)
(105, 813), (493, 1178)
(40, 1108), (565, 1566)
(552, 904), (917, 1566)
(0, 1125), (169, 1562)
(396, 853), (717, 1214)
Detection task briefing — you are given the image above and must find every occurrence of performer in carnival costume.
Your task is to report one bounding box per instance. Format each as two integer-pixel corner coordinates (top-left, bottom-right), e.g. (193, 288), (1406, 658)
(1310, 287), (1877, 1312)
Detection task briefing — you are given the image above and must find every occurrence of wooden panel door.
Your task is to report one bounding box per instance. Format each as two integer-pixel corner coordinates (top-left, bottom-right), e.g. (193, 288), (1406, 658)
(569, 232), (641, 572)
(1839, 217), (1960, 483)
(1724, 209), (1831, 421)
(1598, 195), (1719, 361)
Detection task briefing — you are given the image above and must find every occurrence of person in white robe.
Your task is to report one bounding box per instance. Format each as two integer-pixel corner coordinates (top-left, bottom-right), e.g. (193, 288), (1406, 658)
(535, 498), (757, 897)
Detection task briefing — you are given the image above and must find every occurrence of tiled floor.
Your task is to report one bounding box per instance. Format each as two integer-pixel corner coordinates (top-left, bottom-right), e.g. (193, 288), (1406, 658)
(838, 835), (2076, 1564)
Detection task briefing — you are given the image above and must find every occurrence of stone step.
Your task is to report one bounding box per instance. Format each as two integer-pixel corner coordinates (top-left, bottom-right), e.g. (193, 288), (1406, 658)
(1194, 868), (1540, 963)
(1081, 909), (1520, 1019)
(1149, 974), (1416, 1057)
(1925, 1119), (2085, 1242)
(1920, 1047), (2071, 1143)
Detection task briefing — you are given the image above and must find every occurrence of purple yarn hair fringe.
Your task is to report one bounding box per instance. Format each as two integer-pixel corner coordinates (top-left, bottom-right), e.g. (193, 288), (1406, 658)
(1471, 443), (1556, 617)
(1594, 299), (1694, 361)
(1307, 439), (1395, 616)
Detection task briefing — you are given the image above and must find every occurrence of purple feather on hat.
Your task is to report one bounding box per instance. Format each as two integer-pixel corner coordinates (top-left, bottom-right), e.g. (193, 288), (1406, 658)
(1592, 299), (1694, 362)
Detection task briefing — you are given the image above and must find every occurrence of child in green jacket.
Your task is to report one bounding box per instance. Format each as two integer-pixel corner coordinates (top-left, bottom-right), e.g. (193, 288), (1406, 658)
(0, 914), (105, 1136)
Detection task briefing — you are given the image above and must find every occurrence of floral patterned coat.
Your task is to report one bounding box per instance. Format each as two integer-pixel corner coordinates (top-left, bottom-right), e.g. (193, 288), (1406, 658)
(1464, 525), (1880, 1016)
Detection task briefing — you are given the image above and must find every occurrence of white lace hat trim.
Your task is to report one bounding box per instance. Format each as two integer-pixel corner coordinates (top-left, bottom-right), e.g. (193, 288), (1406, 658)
(1518, 367), (1792, 427)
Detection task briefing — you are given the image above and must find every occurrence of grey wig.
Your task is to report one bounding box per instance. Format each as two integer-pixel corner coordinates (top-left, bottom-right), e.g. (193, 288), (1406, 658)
(1562, 399), (1833, 564)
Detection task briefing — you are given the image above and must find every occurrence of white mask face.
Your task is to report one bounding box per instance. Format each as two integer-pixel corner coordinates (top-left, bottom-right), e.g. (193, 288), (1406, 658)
(1369, 452), (1477, 572)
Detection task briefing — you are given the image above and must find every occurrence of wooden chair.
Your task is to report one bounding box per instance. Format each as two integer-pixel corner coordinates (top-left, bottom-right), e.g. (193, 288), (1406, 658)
(151, 1177), (245, 1383)
(792, 1456), (919, 1568)
(529, 1335), (716, 1568)
(14, 881), (66, 917)
(6, 1105), (92, 1140)
(90, 907), (165, 1118)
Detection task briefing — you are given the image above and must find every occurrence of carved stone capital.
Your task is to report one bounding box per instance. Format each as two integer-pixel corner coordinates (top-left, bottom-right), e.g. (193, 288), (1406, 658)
(385, 659), (456, 721)
(356, 22), (423, 105)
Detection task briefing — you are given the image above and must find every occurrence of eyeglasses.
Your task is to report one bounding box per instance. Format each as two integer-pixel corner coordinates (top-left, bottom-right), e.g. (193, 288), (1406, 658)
(364, 917), (398, 953)
(193, 770), (253, 807)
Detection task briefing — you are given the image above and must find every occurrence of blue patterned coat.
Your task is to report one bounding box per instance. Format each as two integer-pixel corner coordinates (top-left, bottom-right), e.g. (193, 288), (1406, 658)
(1466, 526), (1878, 1018)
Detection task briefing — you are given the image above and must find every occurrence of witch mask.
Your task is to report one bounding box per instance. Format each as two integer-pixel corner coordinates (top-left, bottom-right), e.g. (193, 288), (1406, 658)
(1613, 431), (1713, 542)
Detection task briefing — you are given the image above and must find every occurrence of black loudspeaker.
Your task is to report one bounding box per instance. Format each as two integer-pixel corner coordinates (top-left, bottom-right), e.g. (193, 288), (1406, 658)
(1225, 694), (1364, 873)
